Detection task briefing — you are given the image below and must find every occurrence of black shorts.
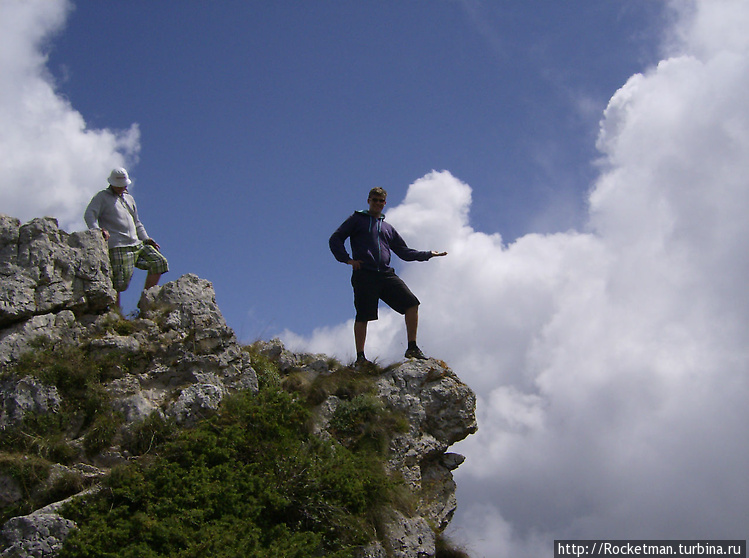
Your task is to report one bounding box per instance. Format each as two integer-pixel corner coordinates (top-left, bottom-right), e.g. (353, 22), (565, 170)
(351, 269), (420, 322)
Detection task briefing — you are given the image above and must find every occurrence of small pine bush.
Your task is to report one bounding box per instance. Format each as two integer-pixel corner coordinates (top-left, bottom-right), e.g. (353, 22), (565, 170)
(59, 386), (401, 557)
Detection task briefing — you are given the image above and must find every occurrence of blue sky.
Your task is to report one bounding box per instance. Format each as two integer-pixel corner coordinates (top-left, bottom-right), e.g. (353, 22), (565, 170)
(4, 1), (749, 556)
(41, 0), (662, 337)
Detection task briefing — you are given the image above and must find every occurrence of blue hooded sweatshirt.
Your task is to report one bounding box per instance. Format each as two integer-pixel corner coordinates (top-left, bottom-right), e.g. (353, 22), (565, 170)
(329, 210), (432, 273)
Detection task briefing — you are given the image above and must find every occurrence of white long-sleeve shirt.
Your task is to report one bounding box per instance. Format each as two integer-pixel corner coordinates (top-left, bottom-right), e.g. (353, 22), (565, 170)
(84, 188), (150, 248)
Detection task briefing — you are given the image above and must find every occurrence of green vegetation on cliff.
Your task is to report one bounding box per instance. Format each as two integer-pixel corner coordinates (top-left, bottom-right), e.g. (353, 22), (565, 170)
(2, 343), (410, 557)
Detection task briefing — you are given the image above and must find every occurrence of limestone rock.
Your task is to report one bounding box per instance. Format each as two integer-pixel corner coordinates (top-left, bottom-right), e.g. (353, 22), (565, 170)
(375, 359), (477, 530)
(0, 376), (62, 430)
(138, 273), (234, 353)
(168, 372), (228, 425)
(0, 311), (78, 366)
(254, 337), (299, 371)
(133, 274), (259, 424)
(0, 512), (75, 558)
(0, 215), (115, 328)
(377, 509), (436, 558)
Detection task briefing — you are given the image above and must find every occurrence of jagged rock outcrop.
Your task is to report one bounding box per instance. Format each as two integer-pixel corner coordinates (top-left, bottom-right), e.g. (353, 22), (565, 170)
(252, 343), (478, 558)
(1, 271), (259, 434)
(1, 511), (75, 558)
(0, 216), (476, 557)
(377, 361), (476, 532)
(0, 215), (114, 330)
(0, 376), (62, 431)
(0, 215), (115, 368)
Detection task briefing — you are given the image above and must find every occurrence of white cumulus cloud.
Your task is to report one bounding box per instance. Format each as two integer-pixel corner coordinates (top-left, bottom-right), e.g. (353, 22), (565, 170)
(0, 0), (139, 232)
(285, 1), (749, 555)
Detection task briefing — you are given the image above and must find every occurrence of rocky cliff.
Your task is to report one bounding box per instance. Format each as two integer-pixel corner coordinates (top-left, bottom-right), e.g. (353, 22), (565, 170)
(0, 215), (477, 558)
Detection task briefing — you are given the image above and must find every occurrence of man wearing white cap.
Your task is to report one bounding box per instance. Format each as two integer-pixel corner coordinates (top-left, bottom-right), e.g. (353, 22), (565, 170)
(84, 168), (169, 307)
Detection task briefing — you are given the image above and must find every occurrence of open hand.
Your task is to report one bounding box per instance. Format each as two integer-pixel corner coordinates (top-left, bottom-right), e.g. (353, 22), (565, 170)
(431, 251), (448, 257)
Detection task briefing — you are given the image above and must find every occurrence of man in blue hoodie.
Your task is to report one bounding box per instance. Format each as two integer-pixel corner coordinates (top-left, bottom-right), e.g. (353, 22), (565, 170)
(329, 187), (447, 366)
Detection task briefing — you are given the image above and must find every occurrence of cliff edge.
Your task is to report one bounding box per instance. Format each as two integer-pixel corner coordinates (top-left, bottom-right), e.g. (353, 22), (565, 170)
(0, 215), (477, 558)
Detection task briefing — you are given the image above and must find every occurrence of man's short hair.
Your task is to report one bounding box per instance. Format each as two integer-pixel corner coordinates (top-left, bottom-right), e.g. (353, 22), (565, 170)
(368, 187), (387, 199)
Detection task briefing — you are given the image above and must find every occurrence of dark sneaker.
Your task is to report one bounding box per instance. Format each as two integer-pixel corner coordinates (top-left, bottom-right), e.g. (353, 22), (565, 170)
(354, 354), (372, 368)
(404, 346), (428, 360)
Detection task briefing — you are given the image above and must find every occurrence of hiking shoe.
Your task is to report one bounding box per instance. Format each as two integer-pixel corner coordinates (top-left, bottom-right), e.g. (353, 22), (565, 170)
(404, 346), (428, 360)
(354, 354), (372, 368)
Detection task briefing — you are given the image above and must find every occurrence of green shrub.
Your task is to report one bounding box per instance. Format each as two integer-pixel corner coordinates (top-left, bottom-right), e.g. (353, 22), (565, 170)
(121, 413), (177, 457)
(82, 410), (123, 457)
(0, 454), (49, 524)
(0, 412), (78, 463)
(307, 367), (377, 406)
(329, 394), (408, 454)
(0, 453), (49, 498)
(243, 344), (282, 390)
(112, 318), (136, 336)
(59, 386), (401, 557)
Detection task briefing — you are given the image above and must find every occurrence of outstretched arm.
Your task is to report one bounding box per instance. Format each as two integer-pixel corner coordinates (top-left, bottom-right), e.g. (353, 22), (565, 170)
(390, 228), (447, 262)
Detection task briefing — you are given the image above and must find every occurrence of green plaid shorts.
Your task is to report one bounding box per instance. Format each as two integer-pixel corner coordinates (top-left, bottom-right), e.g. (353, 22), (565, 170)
(109, 243), (169, 292)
